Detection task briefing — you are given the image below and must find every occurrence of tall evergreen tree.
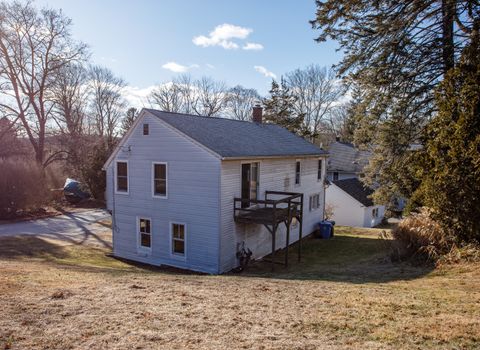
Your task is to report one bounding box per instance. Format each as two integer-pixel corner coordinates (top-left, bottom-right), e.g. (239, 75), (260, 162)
(263, 79), (306, 136)
(311, 0), (479, 205)
(414, 26), (480, 241)
(121, 107), (138, 136)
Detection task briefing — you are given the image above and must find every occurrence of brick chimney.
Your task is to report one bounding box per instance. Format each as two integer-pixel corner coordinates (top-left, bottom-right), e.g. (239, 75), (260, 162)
(252, 104), (263, 123)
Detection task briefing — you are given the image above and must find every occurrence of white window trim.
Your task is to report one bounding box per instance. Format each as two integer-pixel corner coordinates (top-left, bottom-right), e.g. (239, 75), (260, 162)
(152, 162), (168, 199)
(136, 216), (152, 253)
(295, 159), (301, 186)
(317, 158), (324, 182)
(114, 160), (129, 195)
(239, 160), (261, 203)
(170, 221), (187, 260)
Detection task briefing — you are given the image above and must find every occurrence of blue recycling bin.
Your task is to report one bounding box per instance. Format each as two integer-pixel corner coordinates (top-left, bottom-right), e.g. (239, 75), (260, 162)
(318, 220), (335, 239)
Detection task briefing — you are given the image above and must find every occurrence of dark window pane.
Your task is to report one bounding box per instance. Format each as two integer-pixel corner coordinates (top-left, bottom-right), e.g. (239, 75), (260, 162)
(117, 177), (128, 191)
(154, 179), (166, 195)
(173, 224), (185, 239)
(143, 123), (149, 135)
(117, 162), (128, 176)
(154, 164), (166, 180)
(318, 160), (322, 180)
(141, 233), (151, 247)
(173, 239), (184, 254)
(145, 219), (150, 233)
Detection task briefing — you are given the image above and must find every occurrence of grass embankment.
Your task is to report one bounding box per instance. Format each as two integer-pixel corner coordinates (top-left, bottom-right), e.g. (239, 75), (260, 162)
(0, 226), (478, 349)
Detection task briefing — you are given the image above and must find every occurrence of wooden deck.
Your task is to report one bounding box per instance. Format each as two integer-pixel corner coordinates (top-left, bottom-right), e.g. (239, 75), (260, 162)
(233, 191), (304, 269)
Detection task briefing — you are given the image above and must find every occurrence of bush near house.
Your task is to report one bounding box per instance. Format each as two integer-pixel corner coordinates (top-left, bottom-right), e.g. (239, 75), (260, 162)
(0, 160), (51, 219)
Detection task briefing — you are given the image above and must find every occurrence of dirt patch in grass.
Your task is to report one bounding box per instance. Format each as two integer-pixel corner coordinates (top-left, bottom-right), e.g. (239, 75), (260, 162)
(0, 229), (479, 349)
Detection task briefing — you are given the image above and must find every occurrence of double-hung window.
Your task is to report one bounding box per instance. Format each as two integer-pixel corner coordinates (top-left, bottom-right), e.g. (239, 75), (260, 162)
(309, 194), (320, 211)
(317, 159), (323, 181)
(138, 218), (151, 249)
(116, 161), (128, 193)
(295, 161), (301, 185)
(171, 223), (186, 256)
(153, 162), (167, 198)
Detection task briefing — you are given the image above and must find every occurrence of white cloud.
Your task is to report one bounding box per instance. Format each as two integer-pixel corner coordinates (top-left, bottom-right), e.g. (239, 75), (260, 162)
(243, 42), (263, 51)
(162, 61), (199, 73)
(122, 85), (156, 108)
(254, 65), (276, 79)
(193, 23), (253, 50)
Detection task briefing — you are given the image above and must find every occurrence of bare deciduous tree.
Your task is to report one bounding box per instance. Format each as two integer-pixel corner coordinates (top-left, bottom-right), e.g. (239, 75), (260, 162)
(284, 65), (345, 141)
(192, 77), (228, 117)
(88, 65), (126, 147)
(149, 75), (229, 117)
(0, 1), (87, 166)
(149, 82), (184, 113)
(225, 85), (260, 121)
(51, 63), (89, 137)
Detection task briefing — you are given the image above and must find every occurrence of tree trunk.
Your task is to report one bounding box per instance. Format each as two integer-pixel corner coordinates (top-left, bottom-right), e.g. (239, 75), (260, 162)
(442, 0), (456, 74)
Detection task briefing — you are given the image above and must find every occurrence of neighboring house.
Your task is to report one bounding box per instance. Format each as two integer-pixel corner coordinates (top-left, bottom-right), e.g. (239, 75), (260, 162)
(103, 107), (328, 274)
(326, 141), (370, 181)
(326, 178), (385, 228)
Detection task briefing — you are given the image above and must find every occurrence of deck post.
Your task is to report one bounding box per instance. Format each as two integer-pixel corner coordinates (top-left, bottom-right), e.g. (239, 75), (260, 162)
(298, 194), (303, 262)
(271, 224), (277, 271)
(285, 199), (291, 267)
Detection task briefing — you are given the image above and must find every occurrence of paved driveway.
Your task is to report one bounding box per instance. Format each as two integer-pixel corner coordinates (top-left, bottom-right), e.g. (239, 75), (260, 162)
(0, 209), (112, 248)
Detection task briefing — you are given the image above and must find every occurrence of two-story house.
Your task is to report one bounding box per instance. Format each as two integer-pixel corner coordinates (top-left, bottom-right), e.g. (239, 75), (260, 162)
(103, 107), (328, 274)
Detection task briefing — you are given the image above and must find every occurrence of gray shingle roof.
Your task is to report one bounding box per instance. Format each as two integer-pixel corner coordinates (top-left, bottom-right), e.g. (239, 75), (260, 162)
(327, 142), (370, 173)
(332, 178), (374, 207)
(146, 109), (327, 158)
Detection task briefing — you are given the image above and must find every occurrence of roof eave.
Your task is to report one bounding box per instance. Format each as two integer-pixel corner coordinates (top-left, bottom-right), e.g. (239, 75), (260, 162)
(221, 153), (328, 161)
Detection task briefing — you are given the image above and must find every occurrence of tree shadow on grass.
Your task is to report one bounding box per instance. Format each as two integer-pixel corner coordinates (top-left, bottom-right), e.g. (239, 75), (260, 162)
(239, 235), (435, 284)
(0, 236), (69, 260)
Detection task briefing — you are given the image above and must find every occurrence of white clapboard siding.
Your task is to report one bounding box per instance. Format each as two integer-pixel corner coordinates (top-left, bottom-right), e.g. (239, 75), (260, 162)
(219, 157), (327, 272)
(325, 183), (385, 228)
(105, 113), (221, 274)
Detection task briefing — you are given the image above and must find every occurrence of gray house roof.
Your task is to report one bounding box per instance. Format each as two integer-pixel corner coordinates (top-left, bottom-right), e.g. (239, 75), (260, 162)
(332, 178), (374, 207)
(146, 109), (327, 159)
(327, 141), (370, 173)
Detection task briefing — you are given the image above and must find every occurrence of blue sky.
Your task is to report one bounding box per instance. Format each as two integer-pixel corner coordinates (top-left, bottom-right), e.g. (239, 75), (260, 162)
(37, 0), (342, 103)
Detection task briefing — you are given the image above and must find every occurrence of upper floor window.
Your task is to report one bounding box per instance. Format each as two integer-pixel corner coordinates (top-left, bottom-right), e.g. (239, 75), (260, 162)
(317, 159), (323, 181)
(143, 123), (149, 135)
(241, 162), (259, 208)
(295, 161), (301, 185)
(153, 162), (167, 197)
(116, 161), (128, 193)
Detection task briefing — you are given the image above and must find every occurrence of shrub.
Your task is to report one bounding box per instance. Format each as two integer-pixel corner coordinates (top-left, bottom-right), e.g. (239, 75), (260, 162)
(0, 159), (51, 219)
(389, 208), (455, 262)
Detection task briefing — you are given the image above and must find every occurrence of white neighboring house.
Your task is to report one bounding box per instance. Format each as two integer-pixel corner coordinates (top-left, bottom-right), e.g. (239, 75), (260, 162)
(326, 178), (385, 228)
(103, 107), (328, 274)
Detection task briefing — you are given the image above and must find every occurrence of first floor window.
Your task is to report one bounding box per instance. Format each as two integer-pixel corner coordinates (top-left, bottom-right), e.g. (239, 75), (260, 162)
(153, 163), (167, 197)
(138, 218), (151, 248)
(372, 208), (379, 218)
(116, 161), (128, 193)
(333, 172), (339, 181)
(172, 223), (185, 256)
(309, 193), (320, 211)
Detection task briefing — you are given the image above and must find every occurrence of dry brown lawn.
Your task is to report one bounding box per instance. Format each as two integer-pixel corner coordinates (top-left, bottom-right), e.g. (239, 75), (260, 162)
(0, 227), (479, 350)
